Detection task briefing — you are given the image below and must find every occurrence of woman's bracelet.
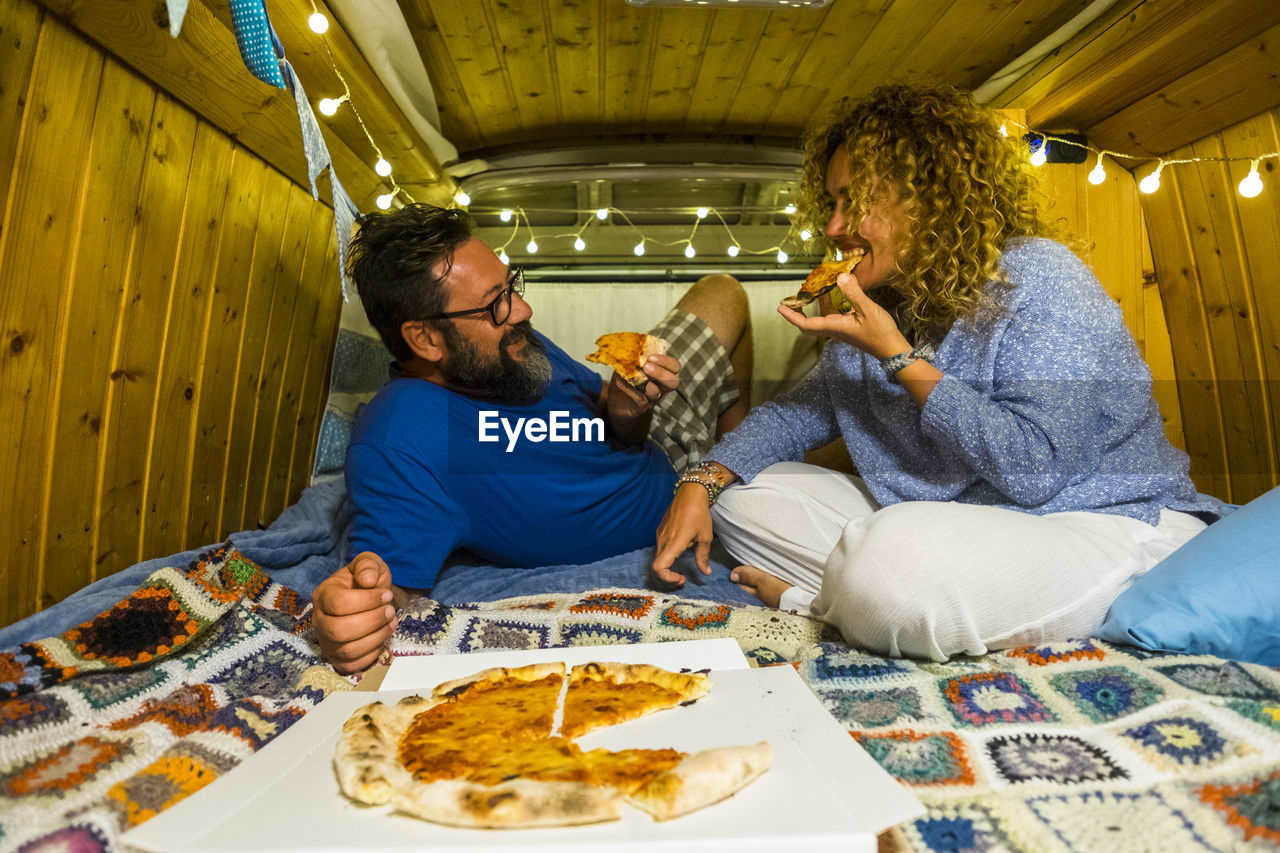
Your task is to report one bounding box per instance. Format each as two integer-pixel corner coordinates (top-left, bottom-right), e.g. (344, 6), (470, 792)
(880, 343), (936, 383)
(675, 461), (731, 505)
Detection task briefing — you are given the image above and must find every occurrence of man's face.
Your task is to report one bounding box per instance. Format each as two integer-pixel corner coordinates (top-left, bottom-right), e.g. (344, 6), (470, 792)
(434, 237), (550, 404)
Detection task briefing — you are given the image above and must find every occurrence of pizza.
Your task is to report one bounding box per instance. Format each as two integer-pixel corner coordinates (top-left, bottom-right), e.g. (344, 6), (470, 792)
(333, 661), (771, 829)
(586, 332), (668, 387)
(780, 248), (867, 311)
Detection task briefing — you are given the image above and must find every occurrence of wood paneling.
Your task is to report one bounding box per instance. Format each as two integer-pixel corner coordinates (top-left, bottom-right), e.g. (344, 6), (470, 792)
(0, 6), (343, 628)
(1139, 107), (1280, 503)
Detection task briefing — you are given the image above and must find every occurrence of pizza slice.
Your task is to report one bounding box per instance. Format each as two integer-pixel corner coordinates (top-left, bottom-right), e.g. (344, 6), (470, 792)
(559, 662), (710, 739)
(780, 248), (867, 311)
(586, 332), (668, 387)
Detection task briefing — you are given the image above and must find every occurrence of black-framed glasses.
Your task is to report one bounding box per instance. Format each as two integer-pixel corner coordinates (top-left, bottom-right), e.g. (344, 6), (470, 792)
(424, 266), (525, 325)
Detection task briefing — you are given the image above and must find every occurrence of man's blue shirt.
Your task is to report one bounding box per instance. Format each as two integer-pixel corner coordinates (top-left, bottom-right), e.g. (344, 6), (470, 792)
(345, 333), (677, 589)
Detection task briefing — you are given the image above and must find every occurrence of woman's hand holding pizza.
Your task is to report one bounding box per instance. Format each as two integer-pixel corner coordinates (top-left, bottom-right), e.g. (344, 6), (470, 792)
(779, 271), (912, 360)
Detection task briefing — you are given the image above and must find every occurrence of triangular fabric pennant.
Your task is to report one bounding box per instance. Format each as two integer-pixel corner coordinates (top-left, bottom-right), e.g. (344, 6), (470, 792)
(329, 170), (362, 303)
(281, 59), (332, 200)
(165, 0), (189, 37)
(229, 0), (286, 88)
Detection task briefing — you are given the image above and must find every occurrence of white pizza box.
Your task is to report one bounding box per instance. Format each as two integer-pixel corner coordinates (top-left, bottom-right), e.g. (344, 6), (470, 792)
(124, 639), (924, 853)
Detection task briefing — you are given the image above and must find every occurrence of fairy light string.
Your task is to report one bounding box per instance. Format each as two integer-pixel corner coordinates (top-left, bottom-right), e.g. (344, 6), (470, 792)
(304, 2), (418, 209)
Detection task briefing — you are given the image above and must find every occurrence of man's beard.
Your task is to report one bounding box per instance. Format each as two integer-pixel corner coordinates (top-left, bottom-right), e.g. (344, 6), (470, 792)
(440, 320), (552, 405)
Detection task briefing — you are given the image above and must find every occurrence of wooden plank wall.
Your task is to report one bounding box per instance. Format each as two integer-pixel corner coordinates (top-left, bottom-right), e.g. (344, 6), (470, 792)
(0, 3), (345, 628)
(1138, 108), (1280, 505)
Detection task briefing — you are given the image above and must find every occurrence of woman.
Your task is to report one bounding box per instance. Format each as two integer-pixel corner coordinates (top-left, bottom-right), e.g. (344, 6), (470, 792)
(651, 84), (1219, 661)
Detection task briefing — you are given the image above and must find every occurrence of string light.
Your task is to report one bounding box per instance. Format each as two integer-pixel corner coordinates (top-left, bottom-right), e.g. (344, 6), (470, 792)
(1029, 137), (1048, 168)
(301, 0), (444, 211)
(596, 208), (609, 220)
(1239, 160), (1264, 198)
(784, 203), (797, 214)
(799, 228), (812, 241)
(454, 190), (471, 207)
(1088, 152), (1107, 185)
(1001, 116), (1279, 198)
(317, 94), (348, 116)
(498, 250), (509, 264)
(479, 204), (804, 263)
(1139, 161), (1165, 194)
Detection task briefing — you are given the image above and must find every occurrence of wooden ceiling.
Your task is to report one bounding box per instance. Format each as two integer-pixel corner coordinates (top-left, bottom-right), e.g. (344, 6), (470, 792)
(381, 0), (1280, 269)
(397, 0), (1280, 163)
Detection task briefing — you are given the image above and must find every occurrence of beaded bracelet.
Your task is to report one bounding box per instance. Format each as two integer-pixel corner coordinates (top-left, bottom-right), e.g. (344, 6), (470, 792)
(880, 343), (936, 383)
(675, 461), (730, 505)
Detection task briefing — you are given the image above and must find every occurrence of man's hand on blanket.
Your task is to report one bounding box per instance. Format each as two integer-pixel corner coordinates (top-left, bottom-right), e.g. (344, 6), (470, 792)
(312, 552), (398, 674)
(650, 483), (716, 590)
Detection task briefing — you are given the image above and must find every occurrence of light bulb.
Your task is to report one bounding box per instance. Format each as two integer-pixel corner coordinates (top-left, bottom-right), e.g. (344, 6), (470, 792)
(634, 241), (646, 256)
(596, 208), (608, 220)
(776, 250), (789, 264)
(1139, 167), (1163, 194)
(498, 250), (509, 264)
(374, 158), (392, 177)
(835, 248), (843, 260)
(376, 193), (392, 210)
(784, 204), (797, 214)
(727, 245), (739, 258)
(999, 123), (1009, 137)
(684, 245), (696, 258)
(1030, 147), (1047, 167)
(1239, 164), (1263, 198)
(308, 12), (329, 33)
(318, 98), (340, 116)
(574, 237), (586, 251)
(525, 239), (538, 254)
(696, 207), (709, 219)
(499, 209), (513, 222)
(1088, 158), (1106, 185)
(799, 228), (812, 241)
(454, 190), (471, 207)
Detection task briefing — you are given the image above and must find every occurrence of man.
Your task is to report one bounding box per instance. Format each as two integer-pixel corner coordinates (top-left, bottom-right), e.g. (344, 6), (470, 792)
(313, 204), (752, 673)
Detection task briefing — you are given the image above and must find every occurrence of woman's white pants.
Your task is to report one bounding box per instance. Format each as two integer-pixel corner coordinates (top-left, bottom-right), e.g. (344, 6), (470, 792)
(711, 462), (1206, 661)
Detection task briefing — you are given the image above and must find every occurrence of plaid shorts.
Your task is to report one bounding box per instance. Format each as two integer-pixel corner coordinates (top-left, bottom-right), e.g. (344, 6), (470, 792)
(646, 309), (739, 473)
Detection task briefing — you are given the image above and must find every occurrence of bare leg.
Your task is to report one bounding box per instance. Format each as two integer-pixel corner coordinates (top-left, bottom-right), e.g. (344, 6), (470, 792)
(730, 565), (792, 609)
(674, 274), (753, 433)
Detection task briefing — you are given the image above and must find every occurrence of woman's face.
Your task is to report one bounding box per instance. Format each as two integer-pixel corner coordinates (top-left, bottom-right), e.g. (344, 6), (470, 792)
(822, 148), (909, 291)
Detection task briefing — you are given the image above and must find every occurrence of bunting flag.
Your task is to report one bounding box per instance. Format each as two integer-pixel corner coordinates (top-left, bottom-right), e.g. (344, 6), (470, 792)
(281, 59), (332, 200)
(329, 170), (362, 303)
(165, 0), (189, 37)
(228, 0), (286, 88)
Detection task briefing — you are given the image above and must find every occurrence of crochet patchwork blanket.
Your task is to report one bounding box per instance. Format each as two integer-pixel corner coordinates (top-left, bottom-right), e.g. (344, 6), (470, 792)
(3, 546), (1279, 852)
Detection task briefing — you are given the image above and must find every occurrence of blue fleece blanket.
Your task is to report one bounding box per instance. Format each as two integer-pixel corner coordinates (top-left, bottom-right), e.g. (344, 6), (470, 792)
(0, 478), (754, 646)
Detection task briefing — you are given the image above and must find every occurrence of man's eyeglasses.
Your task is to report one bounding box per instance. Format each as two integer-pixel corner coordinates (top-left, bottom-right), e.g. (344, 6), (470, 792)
(424, 267), (525, 326)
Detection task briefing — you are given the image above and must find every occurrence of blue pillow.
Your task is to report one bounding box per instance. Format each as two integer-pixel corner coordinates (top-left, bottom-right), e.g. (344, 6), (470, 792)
(1097, 486), (1280, 666)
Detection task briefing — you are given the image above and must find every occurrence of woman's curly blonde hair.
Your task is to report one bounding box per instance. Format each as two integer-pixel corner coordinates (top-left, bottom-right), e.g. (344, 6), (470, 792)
(797, 84), (1062, 343)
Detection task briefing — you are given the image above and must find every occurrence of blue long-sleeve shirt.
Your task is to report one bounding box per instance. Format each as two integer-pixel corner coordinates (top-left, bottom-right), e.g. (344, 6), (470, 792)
(706, 238), (1219, 525)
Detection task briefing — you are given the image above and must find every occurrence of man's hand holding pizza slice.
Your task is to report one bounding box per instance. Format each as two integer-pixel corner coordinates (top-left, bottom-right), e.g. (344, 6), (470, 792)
(587, 332), (679, 444)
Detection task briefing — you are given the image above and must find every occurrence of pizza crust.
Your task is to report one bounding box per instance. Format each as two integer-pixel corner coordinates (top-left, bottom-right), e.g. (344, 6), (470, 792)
(334, 695), (439, 806)
(391, 777), (620, 828)
(586, 332), (668, 387)
(626, 742), (773, 821)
